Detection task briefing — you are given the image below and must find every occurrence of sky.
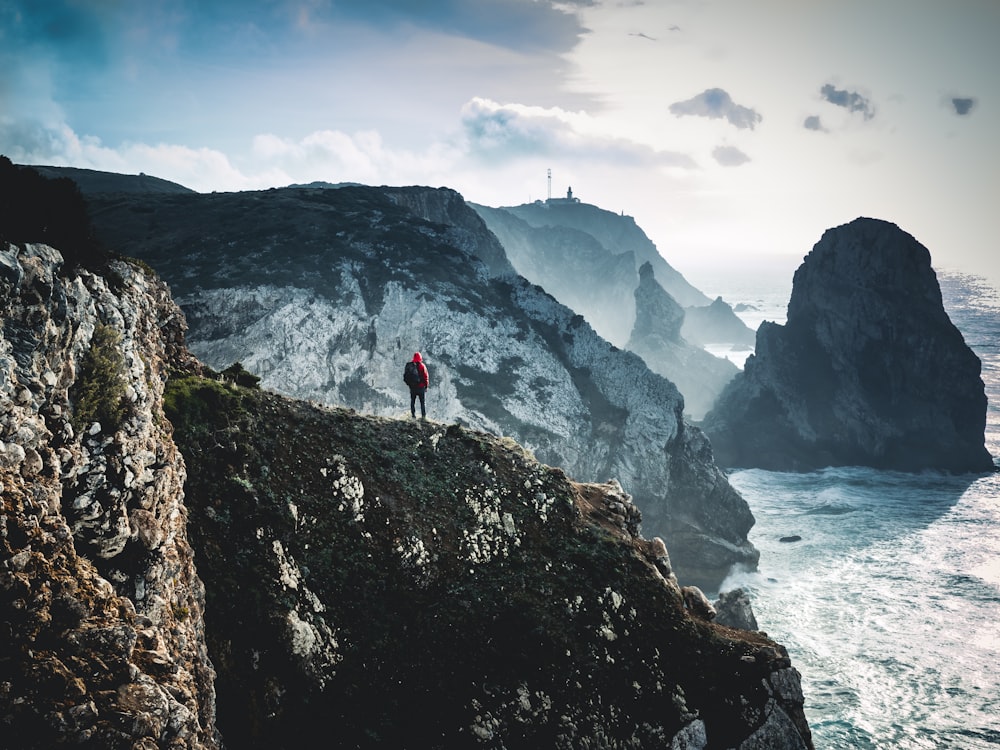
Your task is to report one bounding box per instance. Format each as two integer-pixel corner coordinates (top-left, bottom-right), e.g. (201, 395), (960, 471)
(2, 0), (999, 290)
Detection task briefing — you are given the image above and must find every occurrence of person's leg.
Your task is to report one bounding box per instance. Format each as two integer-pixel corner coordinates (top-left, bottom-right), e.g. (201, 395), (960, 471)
(410, 390), (417, 417)
(418, 389), (426, 418)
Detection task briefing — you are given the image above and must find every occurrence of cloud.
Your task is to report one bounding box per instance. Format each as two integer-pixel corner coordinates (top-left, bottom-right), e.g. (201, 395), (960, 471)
(460, 97), (696, 167)
(950, 97), (976, 116)
(820, 84), (875, 120)
(668, 89), (762, 130)
(0, 117), (260, 192)
(712, 145), (750, 167)
(803, 115), (826, 132)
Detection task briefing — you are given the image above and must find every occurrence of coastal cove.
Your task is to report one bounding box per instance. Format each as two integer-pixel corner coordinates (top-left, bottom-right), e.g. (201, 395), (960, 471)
(706, 270), (1000, 749)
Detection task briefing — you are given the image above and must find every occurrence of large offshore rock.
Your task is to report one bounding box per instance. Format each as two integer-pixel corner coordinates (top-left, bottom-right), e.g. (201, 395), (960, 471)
(702, 217), (994, 473)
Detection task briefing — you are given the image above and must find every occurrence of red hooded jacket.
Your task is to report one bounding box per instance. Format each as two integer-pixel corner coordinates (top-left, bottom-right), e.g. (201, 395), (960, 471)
(410, 352), (429, 389)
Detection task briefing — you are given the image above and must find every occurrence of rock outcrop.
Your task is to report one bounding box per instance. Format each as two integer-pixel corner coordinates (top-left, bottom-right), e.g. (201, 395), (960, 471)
(1, 239), (814, 748)
(714, 588), (760, 631)
(1, 243), (217, 748)
(626, 262), (738, 419)
(702, 217), (994, 473)
(165, 367), (813, 750)
(81, 179), (758, 585)
(682, 296), (758, 350)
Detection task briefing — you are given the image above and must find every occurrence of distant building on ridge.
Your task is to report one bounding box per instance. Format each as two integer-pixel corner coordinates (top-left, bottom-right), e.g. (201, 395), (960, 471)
(545, 186), (581, 205)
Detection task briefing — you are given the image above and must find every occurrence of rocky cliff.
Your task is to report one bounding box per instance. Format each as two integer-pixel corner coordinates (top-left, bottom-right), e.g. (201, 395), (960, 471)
(682, 296), (758, 351)
(81, 180), (757, 585)
(473, 202), (747, 415)
(626, 262), (738, 420)
(1, 240), (814, 748)
(1, 242), (217, 748)
(702, 217), (994, 473)
(165, 365), (811, 750)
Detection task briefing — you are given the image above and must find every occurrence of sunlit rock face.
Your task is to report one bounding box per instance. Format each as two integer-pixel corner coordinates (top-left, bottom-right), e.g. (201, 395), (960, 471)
(702, 217), (994, 473)
(86, 182), (758, 585)
(0, 243), (218, 748)
(626, 262), (738, 420)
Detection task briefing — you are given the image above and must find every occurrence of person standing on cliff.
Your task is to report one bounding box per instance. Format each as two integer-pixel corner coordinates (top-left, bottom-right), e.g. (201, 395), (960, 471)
(403, 352), (429, 419)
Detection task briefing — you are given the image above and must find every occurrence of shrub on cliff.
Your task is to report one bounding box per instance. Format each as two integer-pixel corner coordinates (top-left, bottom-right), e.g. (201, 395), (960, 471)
(71, 324), (129, 433)
(0, 155), (107, 271)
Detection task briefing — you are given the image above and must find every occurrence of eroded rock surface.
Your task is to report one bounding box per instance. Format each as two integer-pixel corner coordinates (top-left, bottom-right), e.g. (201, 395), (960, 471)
(165, 372), (812, 750)
(703, 217), (994, 473)
(1, 243), (217, 748)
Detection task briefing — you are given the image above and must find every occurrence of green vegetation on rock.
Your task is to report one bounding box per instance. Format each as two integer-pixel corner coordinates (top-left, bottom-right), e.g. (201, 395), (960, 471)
(71, 324), (129, 433)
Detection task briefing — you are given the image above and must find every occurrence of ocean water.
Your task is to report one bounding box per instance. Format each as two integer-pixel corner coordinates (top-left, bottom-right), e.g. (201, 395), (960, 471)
(693, 266), (1000, 749)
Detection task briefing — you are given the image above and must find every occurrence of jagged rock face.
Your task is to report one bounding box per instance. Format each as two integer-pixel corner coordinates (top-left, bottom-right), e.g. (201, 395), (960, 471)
(626, 262), (738, 420)
(165, 374), (812, 749)
(682, 296), (758, 349)
(472, 203), (639, 346)
(86, 183), (757, 585)
(492, 200), (711, 308)
(0, 243), (217, 748)
(702, 217), (994, 473)
(714, 589), (759, 631)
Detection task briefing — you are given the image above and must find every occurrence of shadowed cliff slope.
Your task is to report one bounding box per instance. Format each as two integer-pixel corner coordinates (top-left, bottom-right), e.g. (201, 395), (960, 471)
(164, 368), (813, 749)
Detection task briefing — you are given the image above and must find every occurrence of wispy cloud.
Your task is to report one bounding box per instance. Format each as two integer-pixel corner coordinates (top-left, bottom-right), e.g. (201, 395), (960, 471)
(460, 98), (696, 167)
(712, 145), (750, 167)
(668, 89), (762, 130)
(820, 84), (876, 120)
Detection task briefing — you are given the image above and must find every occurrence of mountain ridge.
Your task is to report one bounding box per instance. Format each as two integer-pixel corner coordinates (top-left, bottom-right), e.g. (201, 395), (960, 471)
(76, 180), (758, 584)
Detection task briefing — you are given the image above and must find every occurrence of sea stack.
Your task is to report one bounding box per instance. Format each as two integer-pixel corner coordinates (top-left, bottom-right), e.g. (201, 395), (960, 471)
(702, 217), (994, 473)
(625, 261), (738, 420)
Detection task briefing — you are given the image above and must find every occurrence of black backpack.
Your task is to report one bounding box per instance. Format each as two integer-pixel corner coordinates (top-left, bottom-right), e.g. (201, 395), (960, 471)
(403, 361), (421, 387)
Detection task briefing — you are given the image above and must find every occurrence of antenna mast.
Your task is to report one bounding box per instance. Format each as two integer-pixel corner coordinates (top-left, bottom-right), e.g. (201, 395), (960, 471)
(547, 168), (552, 200)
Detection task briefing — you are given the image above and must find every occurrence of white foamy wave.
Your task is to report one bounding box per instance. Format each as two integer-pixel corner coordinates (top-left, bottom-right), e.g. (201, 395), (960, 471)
(711, 271), (1000, 749)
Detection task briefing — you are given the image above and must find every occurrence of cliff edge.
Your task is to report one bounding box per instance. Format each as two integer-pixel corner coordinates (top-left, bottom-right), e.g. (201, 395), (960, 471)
(1, 241), (813, 749)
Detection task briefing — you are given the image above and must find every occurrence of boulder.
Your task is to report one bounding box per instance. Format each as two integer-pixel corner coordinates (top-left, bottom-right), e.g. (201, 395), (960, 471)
(715, 588), (760, 631)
